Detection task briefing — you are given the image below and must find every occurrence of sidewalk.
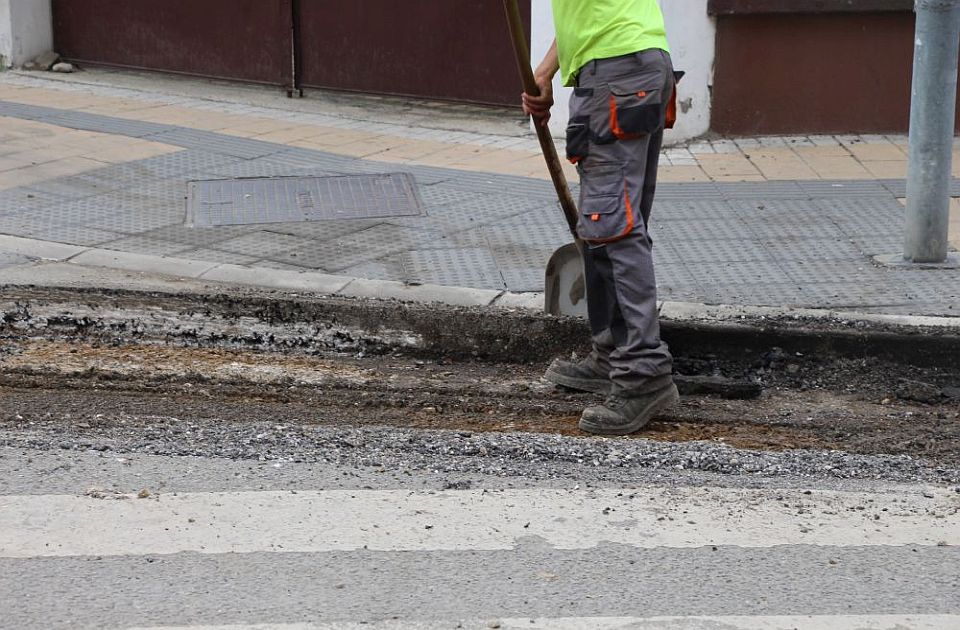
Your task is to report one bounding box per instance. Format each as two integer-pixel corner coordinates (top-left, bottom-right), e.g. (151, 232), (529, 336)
(0, 70), (959, 317)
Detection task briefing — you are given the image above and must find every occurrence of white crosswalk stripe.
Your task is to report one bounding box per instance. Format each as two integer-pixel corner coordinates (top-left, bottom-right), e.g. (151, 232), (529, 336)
(3, 478), (958, 629)
(2, 486), (957, 558)
(129, 616), (960, 630)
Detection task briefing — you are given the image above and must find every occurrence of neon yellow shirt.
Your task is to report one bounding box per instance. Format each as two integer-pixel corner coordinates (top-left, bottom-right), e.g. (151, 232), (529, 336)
(552, 0), (670, 87)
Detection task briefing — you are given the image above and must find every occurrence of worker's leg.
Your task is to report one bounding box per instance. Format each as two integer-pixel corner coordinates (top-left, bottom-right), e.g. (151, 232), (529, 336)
(576, 49), (677, 432)
(545, 49), (674, 402)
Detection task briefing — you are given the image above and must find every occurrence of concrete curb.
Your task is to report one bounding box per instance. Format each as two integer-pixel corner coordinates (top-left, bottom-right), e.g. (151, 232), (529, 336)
(2, 233), (959, 333)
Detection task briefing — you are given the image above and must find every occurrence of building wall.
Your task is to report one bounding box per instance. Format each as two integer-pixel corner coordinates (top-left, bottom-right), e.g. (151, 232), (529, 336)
(531, 0), (716, 145)
(0, 0), (52, 68)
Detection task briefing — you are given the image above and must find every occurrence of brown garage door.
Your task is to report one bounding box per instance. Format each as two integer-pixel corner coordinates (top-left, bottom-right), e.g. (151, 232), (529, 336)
(709, 1), (960, 135)
(295, 0), (530, 106)
(53, 0), (294, 88)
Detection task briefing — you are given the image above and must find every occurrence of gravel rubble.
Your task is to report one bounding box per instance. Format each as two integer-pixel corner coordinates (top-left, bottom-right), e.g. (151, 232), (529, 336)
(4, 417), (958, 486)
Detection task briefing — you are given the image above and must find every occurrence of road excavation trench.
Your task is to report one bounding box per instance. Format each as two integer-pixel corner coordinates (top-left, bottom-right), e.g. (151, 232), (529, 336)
(1, 287), (959, 470)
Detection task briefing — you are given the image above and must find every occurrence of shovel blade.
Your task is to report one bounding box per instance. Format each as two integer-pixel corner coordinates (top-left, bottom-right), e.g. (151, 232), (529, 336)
(544, 242), (588, 318)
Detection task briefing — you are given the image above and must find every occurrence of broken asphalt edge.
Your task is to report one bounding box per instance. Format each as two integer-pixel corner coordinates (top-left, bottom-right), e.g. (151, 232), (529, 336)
(2, 232), (959, 368)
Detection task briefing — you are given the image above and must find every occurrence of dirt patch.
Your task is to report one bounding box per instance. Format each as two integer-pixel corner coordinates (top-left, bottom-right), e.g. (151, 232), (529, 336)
(2, 287), (960, 468)
(2, 339), (958, 465)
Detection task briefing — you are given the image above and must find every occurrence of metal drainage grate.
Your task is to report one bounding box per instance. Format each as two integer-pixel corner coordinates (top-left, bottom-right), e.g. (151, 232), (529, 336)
(186, 173), (423, 227)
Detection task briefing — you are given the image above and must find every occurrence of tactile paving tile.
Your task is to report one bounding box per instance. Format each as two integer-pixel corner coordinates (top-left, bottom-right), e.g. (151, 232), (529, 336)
(338, 256), (408, 282)
(783, 282), (907, 308)
(737, 209), (848, 241)
(480, 207), (573, 248)
(76, 202), (184, 234)
(440, 229), (492, 249)
(415, 196), (559, 236)
(654, 199), (737, 221)
(187, 173), (423, 228)
(499, 267), (546, 293)
(271, 148), (365, 173)
(812, 197), (905, 233)
(17, 224), (122, 247)
(262, 219), (384, 242)
(109, 151), (244, 180)
(401, 247), (506, 291)
(878, 179), (907, 197)
(718, 181), (807, 199)
(213, 231), (316, 258)
(342, 156), (454, 185)
(145, 129), (282, 159)
(435, 171), (557, 198)
(45, 110), (172, 137)
(417, 183), (488, 208)
(761, 237), (864, 262)
(684, 260), (792, 285)
(140, 224), (250, 248)
(667, 237), (773, 263)
(0, 101), (56, 119)
(28, 172), (125, 200)
(250, 259), (311, 271)
(712, 283), (820, 308)
(99, 235), (194, 257)
(268, 224), (436, 271)
(778, 259), (890, 284)
(0, 213), (59, 236)
(656, 182), (723, 200)
(881, 178), (960, 198)
(851, 235), (905, 256)
(174, 248), (260, 265)
(653, 263), (700, 291)
(0, 188), (63, 216)
(651, 216), (753, 241)
(198, 160), (338, 180)
(0, 103), (172, 137)
(797, 180), (891, 198)
(489, 244), (554, 293)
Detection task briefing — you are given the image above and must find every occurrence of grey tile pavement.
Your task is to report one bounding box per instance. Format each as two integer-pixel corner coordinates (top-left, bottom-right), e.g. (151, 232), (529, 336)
(1, 101), (959, 316)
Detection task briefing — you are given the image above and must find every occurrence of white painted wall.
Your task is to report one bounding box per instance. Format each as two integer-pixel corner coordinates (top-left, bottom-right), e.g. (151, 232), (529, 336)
(0, 0), (53, 68)
(530, 0), (716, 145)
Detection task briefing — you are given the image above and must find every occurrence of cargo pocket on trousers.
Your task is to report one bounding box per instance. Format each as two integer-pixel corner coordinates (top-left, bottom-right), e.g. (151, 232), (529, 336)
(607, 79), (663, 141)
(577, 164), (635, 243)
(566, 86), (595, 164)
(566, 115), (590, 164)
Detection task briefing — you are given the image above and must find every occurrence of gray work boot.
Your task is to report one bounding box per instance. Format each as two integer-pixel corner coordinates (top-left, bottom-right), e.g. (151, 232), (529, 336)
(544, 356), (611, 394)
(578, 375), (679, 435)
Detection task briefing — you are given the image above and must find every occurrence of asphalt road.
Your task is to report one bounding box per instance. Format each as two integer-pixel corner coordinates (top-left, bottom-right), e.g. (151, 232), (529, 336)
(1, 443), (958, 630)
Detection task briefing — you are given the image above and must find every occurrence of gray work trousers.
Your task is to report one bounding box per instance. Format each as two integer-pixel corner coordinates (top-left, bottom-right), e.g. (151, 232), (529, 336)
(566, 49), (674, 392)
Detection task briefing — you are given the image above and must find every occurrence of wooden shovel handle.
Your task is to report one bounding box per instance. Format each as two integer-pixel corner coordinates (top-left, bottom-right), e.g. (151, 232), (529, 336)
(503, 0), (580, 236)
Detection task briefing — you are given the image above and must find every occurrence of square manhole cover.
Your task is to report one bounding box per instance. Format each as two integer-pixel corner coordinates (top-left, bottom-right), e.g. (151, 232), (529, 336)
(186, 173), (423, 227)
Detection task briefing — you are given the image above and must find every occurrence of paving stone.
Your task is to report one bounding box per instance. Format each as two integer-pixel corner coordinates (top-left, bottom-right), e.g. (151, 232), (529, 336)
(263, 219), (383, 242)
(651, 216), (753, 241)
(667, 237), (773, 263)
(16, 225), (122, 247)
(684, 260), (792, 285)
(99, 235), (194, 257)
(144, 129), (283, 159)
(397, 247), (506, 291)
(778, 259), (888, 285)
(175, 248), (260, 265)
(214, 231), (316, 258)
(269, 224), (439, 271)
(654, 199), (737, 221)
(762, 237), (864, 262)
(338, 256), (407, 282)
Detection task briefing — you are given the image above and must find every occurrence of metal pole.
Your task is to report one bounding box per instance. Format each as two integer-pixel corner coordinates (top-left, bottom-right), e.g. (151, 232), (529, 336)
(903, 0), (960, 263)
